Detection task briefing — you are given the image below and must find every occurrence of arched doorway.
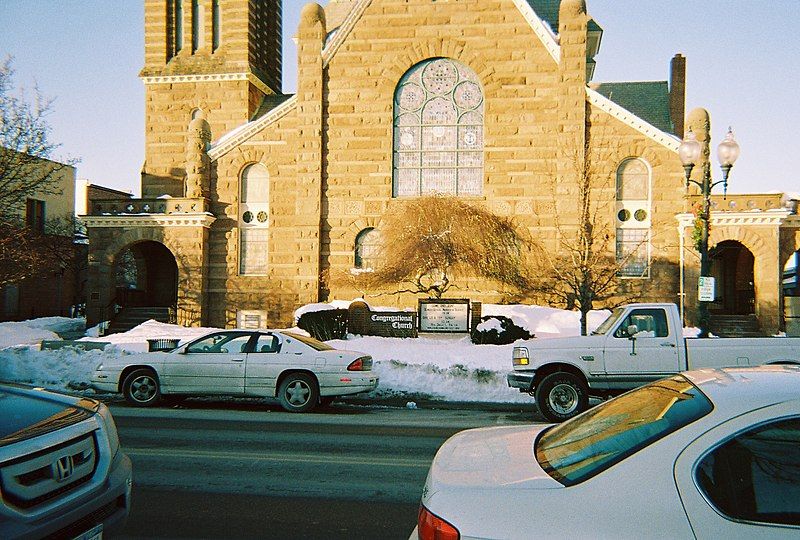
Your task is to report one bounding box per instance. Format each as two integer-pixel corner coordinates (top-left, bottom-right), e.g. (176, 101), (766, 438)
(114, 241), (178, 308)
(709, 240), (755, 315)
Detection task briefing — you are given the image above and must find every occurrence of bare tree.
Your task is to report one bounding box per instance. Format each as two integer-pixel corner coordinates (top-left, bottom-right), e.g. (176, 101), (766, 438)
(0, 57), (79, 287)
(352, 195), (531, 299)
(529, 131), (648, 335)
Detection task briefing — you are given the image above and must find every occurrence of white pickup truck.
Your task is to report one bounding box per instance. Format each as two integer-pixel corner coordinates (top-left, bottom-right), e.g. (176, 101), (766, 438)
(508, 302), (800, 422)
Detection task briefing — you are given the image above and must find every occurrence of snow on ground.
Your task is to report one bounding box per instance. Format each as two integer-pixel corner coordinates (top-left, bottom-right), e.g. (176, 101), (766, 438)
(0, 304), (608, 402)
(0, 317), (86, 349)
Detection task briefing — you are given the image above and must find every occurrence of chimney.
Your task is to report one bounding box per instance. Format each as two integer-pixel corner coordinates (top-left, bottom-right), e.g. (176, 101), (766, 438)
(670, 54), (686, 137)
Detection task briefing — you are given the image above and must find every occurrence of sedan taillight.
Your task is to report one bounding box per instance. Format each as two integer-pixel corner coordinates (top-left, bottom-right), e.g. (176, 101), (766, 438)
(418, 505), (459, 540)
(347, 356), (372, 371)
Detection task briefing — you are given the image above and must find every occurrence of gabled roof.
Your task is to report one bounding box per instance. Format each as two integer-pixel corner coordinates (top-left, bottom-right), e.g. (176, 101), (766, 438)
(590, 81), (674, 134)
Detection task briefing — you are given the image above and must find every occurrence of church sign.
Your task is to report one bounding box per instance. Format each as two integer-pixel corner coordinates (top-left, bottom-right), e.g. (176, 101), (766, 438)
(418, 299), (471, 333)
(348, 301), (417, 338)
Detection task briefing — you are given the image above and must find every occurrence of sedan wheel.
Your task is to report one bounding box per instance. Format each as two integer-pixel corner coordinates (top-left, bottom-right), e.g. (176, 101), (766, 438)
(123, 368), (161, 407)
(278, 373), (319, 413)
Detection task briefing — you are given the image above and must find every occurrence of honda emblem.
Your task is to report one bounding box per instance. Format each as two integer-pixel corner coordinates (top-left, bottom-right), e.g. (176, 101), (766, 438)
(54, 455), (74, 482)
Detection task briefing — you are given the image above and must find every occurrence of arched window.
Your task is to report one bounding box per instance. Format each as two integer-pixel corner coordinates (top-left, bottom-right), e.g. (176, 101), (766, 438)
(393, 58), (484, 197)
(239, 164), (269, 275)
(354, 228), (380, 270)
(212, 0), (221, 52)
(174, 0), (183, 54)
(191, 0), (204, 53)
(615, 158), (651, 278)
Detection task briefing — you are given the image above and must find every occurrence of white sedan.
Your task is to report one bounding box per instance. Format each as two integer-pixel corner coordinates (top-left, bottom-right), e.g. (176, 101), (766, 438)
(91, 330), (378, 412)
(413, 366), (800, 539)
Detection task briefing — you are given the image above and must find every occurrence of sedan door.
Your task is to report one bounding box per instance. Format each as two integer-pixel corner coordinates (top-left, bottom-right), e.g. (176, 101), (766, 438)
(161, 331), (251, 395)
(674, 400), (800, 539)
(243, 333), (286, 395)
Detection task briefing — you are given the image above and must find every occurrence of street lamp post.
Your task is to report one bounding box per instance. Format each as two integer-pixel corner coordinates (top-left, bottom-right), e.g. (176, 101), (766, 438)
(678, 127), (740, 338)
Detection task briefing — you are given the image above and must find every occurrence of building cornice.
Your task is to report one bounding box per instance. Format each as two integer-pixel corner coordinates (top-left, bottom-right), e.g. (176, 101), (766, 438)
(207, 96), (297, 160)
(322, 0), (372, 67)
(587, 87), (681, 152)
(82, 213), (216, 229)
(321, 0), (560, 67)
(141, 72), (270, 96)
(511, 0), (560, 63)
(676, 210), (794, 228)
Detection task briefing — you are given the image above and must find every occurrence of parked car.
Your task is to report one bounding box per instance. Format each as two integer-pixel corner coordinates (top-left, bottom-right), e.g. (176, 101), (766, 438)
(0, 382), (132, 539)
(508, 302), (800, 421)
(91, 329), (378, 412)
(413, 366), (800, 539)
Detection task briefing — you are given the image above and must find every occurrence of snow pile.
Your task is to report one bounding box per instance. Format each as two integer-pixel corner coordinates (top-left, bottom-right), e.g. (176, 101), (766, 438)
(79, 320), (216, 353)
(0, 317), (85, 349)
(482, 304), (609, 337)
(0, 346), (124, 390)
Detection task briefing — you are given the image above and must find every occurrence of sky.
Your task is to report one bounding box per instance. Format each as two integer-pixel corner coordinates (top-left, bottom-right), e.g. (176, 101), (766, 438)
(0, 0), (796, 196)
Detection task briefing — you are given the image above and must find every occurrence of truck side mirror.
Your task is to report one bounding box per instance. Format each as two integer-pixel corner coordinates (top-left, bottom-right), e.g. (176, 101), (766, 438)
(627, 324), (639, 338)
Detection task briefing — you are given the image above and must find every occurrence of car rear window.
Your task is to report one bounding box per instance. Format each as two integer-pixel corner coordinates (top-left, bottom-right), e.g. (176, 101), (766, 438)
(282, 331), (334, 351)
(535, 375), (713, 486)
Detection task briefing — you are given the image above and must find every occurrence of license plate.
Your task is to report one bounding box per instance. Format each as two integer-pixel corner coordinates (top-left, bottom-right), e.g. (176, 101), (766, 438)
(72, 523), (103, 540)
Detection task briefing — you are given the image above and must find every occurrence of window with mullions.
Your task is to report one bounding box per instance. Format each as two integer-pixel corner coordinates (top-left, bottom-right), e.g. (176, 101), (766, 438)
(354, 228), (380, 270)
(239, 163), (269, 275)
(616, 158), (651, 277)
(393, 58), (484, 197)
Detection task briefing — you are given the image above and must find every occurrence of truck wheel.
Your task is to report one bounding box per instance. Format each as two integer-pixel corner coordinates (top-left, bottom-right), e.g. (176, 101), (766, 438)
(535, 372), (588, 423)
(122, 368), (161, 407)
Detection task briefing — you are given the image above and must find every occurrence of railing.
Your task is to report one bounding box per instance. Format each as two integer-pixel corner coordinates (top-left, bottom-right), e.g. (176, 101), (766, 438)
(687, 193), (786, 212)
(88, 197), (209, 216)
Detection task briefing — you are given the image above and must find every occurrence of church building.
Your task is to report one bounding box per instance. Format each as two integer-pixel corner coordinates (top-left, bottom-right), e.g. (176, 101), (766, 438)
(82, 0), (800, 334)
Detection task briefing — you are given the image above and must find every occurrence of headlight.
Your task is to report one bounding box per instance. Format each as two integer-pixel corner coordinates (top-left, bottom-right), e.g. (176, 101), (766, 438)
(97, 403), (121, 458)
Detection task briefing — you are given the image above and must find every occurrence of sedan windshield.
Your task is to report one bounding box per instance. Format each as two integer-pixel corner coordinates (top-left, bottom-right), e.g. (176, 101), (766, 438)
(282, 331), (334, 351)
(535, 375), (713, 486)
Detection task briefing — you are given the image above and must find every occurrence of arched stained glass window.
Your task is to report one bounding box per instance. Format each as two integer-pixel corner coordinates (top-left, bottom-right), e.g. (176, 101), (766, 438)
(615, 158), (651, 278)
(239, 163), (269, 275)
(393, 58), (484, 197)
(354, 228), (380, 270)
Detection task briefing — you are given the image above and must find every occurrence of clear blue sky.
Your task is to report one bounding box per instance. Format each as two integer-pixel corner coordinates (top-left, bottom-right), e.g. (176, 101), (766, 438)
(0, 0), (797, 196)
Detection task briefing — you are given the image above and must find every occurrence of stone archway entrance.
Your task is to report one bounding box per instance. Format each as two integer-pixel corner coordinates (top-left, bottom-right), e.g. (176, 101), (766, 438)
(114, 241), (178, 308)
(709, 240), (755, 315)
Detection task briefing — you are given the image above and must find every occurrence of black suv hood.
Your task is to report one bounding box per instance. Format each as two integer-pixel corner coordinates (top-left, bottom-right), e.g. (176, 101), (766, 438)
(0, 383), (99, 447)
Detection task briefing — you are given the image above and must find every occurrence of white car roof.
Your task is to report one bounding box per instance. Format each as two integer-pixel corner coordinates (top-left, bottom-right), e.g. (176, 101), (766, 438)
(683, 365), (800, 415)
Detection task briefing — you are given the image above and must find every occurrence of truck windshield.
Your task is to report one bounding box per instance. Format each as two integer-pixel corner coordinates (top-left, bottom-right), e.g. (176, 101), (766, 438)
(535, 375), (713, 486)
(591, 307), (625, 335)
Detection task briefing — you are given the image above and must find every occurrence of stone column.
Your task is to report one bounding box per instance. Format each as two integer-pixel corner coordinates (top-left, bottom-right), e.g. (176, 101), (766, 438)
(185, 112), (212, 199)
(294, 4), (326, 305)
(557, 0), (588, 198)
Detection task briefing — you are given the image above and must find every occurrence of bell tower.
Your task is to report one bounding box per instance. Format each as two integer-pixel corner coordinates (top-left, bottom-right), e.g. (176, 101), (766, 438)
(139, 0), (282, 197)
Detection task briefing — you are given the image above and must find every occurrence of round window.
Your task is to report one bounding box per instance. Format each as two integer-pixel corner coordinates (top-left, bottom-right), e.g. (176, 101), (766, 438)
(242, 211), (253, 223)
(634, 209), (648, 222)
(257, 211), (268, 223)
(618, 209), (631, 222)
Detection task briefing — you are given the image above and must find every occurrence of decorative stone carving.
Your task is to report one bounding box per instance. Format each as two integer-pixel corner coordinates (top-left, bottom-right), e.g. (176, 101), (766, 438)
(186, 111), (212, 199)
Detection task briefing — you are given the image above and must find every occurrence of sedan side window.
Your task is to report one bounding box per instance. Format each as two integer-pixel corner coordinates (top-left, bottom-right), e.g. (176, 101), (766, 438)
(695, 417), (800, 526)
(253, 334), (279, 353)
(186, 332), (252, 354)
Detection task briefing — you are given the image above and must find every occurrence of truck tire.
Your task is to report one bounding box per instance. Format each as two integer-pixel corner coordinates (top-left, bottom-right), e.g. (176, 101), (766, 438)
(535, 372), (588, 423)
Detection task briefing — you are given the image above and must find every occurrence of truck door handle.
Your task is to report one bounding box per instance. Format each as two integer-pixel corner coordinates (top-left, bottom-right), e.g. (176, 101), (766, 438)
(660, 343), (676, 348)
(231, 358), (245, 362)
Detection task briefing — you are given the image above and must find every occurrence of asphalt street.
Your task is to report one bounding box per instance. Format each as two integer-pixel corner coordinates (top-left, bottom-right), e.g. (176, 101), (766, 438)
(109, 401), (535, 539)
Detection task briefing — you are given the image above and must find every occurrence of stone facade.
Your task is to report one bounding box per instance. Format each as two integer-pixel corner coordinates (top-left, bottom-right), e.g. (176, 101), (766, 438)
(82, 0), (800, 334)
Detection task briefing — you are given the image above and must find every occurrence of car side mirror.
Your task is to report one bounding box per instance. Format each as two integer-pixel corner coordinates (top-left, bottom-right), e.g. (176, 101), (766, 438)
(180, 346), (189, 354)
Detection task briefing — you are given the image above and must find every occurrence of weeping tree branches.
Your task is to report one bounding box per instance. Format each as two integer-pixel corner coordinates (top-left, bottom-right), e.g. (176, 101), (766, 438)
(353, 195), (531, 299)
